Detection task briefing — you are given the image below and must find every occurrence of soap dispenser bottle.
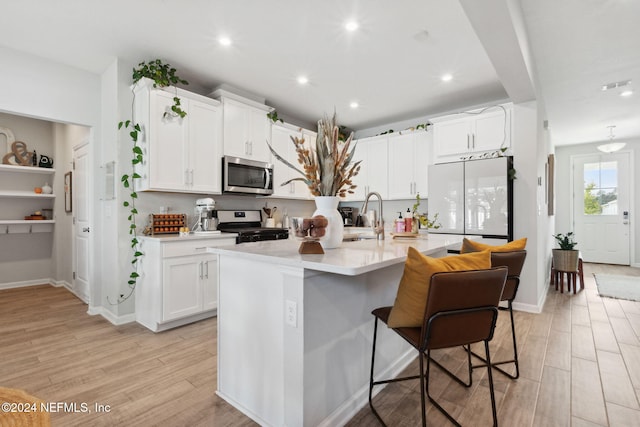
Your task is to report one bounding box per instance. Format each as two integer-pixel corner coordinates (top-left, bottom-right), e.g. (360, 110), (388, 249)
(395, 212), (404, 233)
(404, 208), (413, 232)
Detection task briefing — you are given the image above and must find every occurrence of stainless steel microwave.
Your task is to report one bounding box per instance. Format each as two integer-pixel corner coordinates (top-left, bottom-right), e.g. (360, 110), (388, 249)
(222, 156), (274, 195)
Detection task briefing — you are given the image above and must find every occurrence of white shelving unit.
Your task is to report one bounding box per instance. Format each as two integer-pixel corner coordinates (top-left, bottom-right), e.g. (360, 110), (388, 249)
(0, 164), (56, 233)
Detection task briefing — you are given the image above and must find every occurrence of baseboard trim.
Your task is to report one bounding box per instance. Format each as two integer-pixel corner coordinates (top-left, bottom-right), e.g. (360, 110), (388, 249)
(88, 306), (136, 326)
(0, 278), (55, 290)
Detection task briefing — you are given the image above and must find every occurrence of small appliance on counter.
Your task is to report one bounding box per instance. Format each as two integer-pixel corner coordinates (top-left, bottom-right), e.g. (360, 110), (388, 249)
(192, 197), (220, 234)
(215, 210), (289, 243)
(338, 206), (355, 226)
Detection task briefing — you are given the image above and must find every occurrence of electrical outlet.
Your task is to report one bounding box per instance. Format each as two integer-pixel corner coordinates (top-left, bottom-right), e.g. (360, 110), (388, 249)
(285, 300), (297, 327)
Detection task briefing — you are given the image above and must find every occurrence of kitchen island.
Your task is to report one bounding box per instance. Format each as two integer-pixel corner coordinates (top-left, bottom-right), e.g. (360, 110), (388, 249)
(209, 233), (465, 427)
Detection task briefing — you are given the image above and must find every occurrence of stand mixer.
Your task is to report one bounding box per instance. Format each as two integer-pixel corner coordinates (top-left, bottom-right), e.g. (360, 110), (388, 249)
(192, 198), (218, 234)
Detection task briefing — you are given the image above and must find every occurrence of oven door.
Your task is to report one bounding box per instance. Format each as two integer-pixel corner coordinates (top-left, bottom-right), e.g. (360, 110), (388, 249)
(223, 156), (274, 195)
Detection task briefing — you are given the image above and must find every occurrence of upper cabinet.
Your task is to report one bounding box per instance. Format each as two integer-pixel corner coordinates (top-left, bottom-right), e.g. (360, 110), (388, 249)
(433, 104), (512, 161)
(219, 97), (272, 163)
(133, 79), (222, 194)
(270, 124), (312, 199)
(387, 130), (431, 200)
(345, 135), (388, 201)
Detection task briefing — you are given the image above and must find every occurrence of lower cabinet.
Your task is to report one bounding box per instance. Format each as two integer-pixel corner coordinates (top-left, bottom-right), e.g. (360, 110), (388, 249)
(135, 236), (236, 332)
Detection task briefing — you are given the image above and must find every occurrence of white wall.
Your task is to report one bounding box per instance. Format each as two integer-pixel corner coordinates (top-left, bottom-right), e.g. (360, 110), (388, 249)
(0, 47), (103, 303)
(555, 139), (639, 267)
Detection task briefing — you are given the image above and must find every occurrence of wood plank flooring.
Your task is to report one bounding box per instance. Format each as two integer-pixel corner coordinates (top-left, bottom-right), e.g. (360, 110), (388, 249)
(1, 263), (639, 426)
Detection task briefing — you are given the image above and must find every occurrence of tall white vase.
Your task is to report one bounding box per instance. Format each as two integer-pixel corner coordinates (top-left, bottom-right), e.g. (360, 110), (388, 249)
(313, 196), (343, 249)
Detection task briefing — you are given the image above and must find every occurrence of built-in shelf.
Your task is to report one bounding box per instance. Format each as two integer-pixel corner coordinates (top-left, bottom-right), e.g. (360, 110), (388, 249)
(0, 190), (55, 198)
(0, 220), (55, 234)
(0, 164), (56, 235)
(0, 164), (55, 174)
(0, 220), (56, 225)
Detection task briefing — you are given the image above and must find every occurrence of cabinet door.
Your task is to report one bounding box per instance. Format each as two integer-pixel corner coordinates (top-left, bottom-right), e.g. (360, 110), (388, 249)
(162, 257), (203, 321)
(247, 107), (272, 162)
(366, 136), (388, 199)
(413, 131), (431, 197)
(189, 100), (222, 193)
(271, 125), (298, 197)
(388, 133), (416, 199)
(149, 91), (189, 190)
(345, 138), (367, 201)
(473, 108), (511, 153)
(222, 98), (271, 162)
(434, 118), (472, 158)
(202, 255), (218, 311)
(222, 99), (250, 158)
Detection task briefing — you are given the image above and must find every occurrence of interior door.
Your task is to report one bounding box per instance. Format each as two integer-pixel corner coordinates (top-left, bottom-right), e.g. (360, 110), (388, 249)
(572, 152), (630, 264)
(73, 142), (91, 302)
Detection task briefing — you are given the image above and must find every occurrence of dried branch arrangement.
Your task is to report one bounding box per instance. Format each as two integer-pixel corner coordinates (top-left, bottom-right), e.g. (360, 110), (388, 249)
(268, 113), (361, 197)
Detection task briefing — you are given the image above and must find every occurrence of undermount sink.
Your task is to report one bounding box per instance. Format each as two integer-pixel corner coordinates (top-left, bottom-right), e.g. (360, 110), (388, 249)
(343, 228), (380, 241)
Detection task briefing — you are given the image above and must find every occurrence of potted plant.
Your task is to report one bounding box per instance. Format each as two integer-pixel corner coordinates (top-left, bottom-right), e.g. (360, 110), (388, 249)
(552, 232), (579, 272)
(115, 59), (188, 303)
(412, 193), (441, 233)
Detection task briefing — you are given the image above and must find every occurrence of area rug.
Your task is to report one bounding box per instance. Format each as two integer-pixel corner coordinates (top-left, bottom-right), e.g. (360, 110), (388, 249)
(594, 274), (640, 302)
(0, 387), (51, 426)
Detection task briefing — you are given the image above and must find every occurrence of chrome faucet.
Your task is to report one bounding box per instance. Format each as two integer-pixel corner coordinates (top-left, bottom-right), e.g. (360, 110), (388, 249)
(361, 191), (385, 240)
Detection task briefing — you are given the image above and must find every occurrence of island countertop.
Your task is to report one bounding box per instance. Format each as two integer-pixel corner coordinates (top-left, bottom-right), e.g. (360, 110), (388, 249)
(208, 233), (465, 276)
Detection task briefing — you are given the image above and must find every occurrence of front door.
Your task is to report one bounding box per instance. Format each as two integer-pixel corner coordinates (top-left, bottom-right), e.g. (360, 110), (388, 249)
(572, 152), (631, 265)
(73, 142), (91, 302)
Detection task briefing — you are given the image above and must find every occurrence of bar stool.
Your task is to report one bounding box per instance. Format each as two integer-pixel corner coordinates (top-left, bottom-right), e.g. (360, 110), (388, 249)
(369, 267), (507, 427)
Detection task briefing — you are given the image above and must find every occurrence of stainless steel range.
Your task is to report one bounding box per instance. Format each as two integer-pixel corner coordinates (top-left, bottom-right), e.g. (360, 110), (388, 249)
(215, 210), (289, 243)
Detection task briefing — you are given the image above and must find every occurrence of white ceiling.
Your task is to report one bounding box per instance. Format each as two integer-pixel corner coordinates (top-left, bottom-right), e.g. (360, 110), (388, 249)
(0, 0), (638, 145)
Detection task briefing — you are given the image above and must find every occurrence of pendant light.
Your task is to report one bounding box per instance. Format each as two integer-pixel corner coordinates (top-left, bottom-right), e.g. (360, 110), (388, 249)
(597, 126), (625, 153)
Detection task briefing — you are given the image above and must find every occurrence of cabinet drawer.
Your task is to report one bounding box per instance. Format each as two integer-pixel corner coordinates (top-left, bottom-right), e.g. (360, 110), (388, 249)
(162, 238), (235, 258)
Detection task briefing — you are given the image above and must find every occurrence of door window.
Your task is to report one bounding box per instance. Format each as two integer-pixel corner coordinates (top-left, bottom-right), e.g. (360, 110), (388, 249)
(583, 160), (618, 215)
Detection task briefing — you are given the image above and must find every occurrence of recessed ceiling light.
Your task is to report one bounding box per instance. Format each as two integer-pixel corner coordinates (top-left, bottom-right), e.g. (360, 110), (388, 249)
(350, 101), (359, 109)
(601, 79), (631, 91)
(620, 90), (633, 97)
(441, 74), (453, 82)
(297, 76), (309, 85)
(345, 21), (359, 32)
(219, 36), (232, 47)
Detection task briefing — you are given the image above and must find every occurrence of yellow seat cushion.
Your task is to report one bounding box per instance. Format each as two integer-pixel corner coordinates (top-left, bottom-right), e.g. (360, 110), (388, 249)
(460, 237), (527, 254)
(387, 247), (492, 328)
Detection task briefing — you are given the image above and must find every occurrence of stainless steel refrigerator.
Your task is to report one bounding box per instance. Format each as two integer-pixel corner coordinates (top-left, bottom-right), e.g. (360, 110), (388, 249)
(427, 156), (513, 240)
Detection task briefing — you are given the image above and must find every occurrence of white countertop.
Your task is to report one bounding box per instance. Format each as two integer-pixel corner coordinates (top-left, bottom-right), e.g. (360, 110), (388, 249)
(140, 232), (237, 242)
(208, 233), (466, 276)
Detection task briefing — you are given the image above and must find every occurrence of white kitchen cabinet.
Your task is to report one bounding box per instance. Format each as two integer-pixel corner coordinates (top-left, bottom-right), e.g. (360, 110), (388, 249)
(433, 104), (511, 160)
(133, 79), (222, 194)
(162, 254), (216, 321)
(270, 124), (311, 199)
(135, 235), (236, 332)
(0, 164), (55, 234)
(387, 130), (431, 199)
(346, 135), (388, 201)
(220, 97), (272, 162)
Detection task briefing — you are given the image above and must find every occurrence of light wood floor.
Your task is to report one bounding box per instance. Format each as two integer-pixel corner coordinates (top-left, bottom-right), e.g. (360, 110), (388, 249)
(1, 263), (639, 426)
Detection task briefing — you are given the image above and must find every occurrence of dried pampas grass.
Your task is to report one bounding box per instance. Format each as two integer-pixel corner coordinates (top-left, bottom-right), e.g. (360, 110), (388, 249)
(268, 113), (361, 197)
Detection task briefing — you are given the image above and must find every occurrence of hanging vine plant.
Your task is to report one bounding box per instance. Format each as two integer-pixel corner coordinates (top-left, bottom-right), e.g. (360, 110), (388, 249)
(111, 59), (189, 304)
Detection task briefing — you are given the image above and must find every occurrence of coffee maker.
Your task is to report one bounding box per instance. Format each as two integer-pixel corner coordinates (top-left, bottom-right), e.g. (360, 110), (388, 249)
(338, 206), (355, 226)
(193, 198), (217, 233)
